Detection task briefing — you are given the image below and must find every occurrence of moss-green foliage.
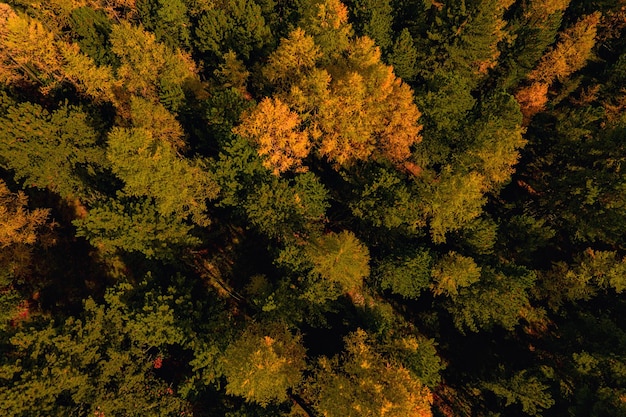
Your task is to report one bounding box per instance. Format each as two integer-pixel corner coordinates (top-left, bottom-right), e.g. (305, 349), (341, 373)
(445, 265), (539, 333)
(0, 284), (189, 417)
(194, 0), (273, 62)
(482, 370), (555, 416)
(221, 321), (306, 405)
(74, 198), (201, 259)
(0, 98), (106, 198)
(137, 0), (191, 49)
(377, 247), (432, 299)
(69, 7), (117, 66)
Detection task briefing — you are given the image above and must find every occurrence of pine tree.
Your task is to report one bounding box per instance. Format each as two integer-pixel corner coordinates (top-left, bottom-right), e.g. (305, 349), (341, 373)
(303, 329), (433, 417)
(221, 321), (306, 405)
(0, 98), (106, 199)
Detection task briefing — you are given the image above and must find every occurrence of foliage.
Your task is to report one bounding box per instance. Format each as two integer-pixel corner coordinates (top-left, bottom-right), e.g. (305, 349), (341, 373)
(303, 329), (433, 417)
(1, 0), (626, 415)
(222, 321), (306, 405)
(0, 284), (190, 416)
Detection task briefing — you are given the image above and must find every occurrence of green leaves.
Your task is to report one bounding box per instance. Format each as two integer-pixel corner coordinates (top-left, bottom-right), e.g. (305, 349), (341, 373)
(306, 231), (370, 292)
(222, 321), (306, 405)
(0, 100), (106, 198)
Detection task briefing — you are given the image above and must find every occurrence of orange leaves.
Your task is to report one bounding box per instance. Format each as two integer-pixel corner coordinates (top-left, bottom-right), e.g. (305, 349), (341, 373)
(516, 12), (600, 124)
(248, 14), (423, 173)
(234, 98), (311, 175)
(515, 82), (549, 122)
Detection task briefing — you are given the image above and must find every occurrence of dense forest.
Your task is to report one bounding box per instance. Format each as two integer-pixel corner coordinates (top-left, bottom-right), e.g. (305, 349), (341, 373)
(1, 0), (626, 415)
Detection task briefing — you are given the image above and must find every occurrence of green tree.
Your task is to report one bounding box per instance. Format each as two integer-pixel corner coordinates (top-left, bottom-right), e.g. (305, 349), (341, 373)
(445, 264), (541, 333)
(482, 370), (555, 416)
(344, 0), (394, 50)
(106, 100), (219, 226)
(194, 0), (272, 61)
(0, 98), (106, 199)
(388, 28), (419, 81)
(136, 0), (191, 49)
(221, 321), (306, 405)
(74, 197), (201, 259)
(0, 284), (190, 416)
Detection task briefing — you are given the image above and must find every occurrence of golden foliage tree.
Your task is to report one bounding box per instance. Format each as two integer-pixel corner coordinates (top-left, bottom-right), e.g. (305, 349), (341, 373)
(258, 10), (423, 171)
(529, 12), (601, 84)
(234, 97), (311, 175)
(221, 321), (306, 405)
(0, 180), (51, 282)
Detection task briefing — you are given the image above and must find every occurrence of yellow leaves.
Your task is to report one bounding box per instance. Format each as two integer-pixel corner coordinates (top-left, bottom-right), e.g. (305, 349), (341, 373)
(515, 13), (599, 123)
(525, 0), (571, 22)
(129, 97), (186, 151)
(529, 12), (600, 84)
(0, 180), (51, 281)
(61, 43), (117, 103)
(0, 181), (49, 248)
(314, 0), (349, 30)
(234, 97), (311, 175)
(0, 8), (63, 86)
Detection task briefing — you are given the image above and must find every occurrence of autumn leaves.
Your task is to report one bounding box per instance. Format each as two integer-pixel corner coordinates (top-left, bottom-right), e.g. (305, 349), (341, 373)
(235, 0), (423, 174)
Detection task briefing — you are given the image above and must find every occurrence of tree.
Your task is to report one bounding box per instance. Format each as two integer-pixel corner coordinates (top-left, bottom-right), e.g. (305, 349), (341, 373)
(0, 98), (106, 199)
(305, 231), (371, 292)
(445, 264), (540, 333)
(221, 321), (306, 405)
(0, 5), (64, 88)
(377, 247), (433, 299)
(110, 21), (198, 110)
(262, 22), (423, 168)
(0, 5), (117, 102)
(194, 0), (272, 61)
(0, 284), (191, 416)
(0, 180), (51, 330)
(344, 0), (394, 51)
(136, 0), (191, 49)
(303, 329), (433, 417)
(388, 28), (419, 81)
(106, 105), (219, 226)
(430, 252), (481, 297)
(74, 197), (201, 259)
(482, 370), (555, 416)
(516, 12), (600, 120)
(234, 97), (311, 175)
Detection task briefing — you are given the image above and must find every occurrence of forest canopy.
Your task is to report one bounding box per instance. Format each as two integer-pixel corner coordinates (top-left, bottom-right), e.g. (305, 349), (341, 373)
(1, 0), (626, 416)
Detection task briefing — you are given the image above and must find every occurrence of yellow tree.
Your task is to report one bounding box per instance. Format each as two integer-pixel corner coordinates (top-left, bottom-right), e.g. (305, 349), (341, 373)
(0, 6), (64, 88)
(529, 12), (600, 83)
(0, 180), (52, 329)
(304, 329), (433, 417)
(234, 97), (311, 175)
(221, 321), (306, 406)
(517, 12), (600, 121)
(0, 4), (116, 102)
(0, 180), (50, 281)
(109, 21), (198, 108)
(261, 15), (422, 170)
